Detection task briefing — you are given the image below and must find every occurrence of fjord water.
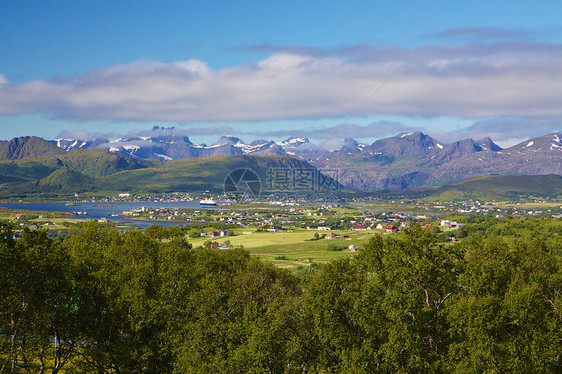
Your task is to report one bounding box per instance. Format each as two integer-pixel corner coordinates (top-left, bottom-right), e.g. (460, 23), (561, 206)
(0, 201), (214, 228)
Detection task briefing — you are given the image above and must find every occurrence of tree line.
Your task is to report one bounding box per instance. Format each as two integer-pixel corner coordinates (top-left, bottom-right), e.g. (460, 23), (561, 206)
(1, 222), (561, 373)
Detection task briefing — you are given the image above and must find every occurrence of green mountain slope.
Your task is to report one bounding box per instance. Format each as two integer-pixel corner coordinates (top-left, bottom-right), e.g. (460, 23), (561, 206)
(37, 167), (99, 191)
(0, 136), (66, 160)
(59, 149), (159, 177)
(423, 174), (562, 201)
(0, 158), (63, 183)
(101, 154), (344, 193)
(0, 151), (348, 199)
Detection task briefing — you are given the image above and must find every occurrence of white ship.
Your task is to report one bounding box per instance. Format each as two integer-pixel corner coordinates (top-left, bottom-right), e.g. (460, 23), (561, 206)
(199, 198), (217, 206)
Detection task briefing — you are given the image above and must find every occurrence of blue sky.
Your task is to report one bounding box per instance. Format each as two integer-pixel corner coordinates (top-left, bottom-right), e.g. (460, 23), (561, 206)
(1, 0), (561, 147)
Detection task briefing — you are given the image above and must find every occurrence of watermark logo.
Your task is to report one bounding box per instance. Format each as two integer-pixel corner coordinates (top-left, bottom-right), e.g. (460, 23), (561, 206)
(224, 167), (340, 203)
(266, 168), (339, 192)
(223, 168), (261, 202)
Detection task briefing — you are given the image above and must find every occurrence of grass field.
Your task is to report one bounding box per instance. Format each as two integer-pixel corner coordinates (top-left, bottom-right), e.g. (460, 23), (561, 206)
(0, 207), (390, 269)
(497, 201), (562, 208)
(0, 208), (132, 231)
(188, 229), (381, 268)
(0, 207), (82, 230)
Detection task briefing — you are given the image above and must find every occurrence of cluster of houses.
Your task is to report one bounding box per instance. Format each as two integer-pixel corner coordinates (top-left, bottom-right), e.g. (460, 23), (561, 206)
(13, 214), (56, 230)
(74, 192), (195, 204)
(350, 223), (400, 233)
(200, 229), (229, 238)
(440, 220), (460, 229)
(308, 222), (401, 233)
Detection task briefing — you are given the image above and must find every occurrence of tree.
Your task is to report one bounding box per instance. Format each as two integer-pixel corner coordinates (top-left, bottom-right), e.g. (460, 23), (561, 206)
(303, 227), (466, 372)
(445, 237), (562, 373)
(168, 251), (303, 373)
(188, 229), (202, 238)
(0, 226), (79, 374)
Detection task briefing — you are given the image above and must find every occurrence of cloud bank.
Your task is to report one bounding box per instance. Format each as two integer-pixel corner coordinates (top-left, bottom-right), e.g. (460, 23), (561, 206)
(2, 40), (562, 125)
(243, 121), (415, 140)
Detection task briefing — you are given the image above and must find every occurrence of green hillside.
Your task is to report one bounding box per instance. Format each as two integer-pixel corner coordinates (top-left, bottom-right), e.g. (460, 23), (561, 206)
(37, 167), (99, 192)
(100, 154), (344, 193)
(59, 149), (158, 177)
(0, 158), (63, 183)
(0, 136), (66, 160)
(0, 149), (157, 199)
(423, 174), (562, 201)
(0, 151), (348, 200)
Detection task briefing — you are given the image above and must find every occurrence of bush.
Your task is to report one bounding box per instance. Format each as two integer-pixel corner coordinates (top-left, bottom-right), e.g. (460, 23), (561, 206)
(326, 244), (345, 251)
(438, 233), (449, 242)
(188, 229), (202, 238)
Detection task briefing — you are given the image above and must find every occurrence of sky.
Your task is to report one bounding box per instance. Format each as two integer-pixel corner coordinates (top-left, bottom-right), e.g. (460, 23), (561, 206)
(1, 0), (562, 147)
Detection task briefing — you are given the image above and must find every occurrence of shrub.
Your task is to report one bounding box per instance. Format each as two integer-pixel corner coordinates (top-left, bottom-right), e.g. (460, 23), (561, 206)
(326, 244), (345, 251)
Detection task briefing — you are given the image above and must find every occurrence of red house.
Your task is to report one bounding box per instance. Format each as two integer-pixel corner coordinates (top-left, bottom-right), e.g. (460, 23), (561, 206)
(385, 225), (399, 233)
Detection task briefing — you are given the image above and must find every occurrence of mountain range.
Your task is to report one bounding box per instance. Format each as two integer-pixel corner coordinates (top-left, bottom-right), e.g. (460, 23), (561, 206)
(0, 130), (561, 199)
(53, 126), (330, 160)
(0, 142), (344, 200)
(48, 127), (562, 191)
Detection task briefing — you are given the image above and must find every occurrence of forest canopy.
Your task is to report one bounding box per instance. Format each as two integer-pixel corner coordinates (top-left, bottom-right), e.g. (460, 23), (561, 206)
(1, 222), (561, 373)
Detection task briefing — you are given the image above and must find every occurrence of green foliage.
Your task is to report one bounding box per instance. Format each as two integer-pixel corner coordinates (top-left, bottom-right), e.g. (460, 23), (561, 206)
(326, 243), (346, 251)
(445, 237), (562, 373)
(144, 224), (184, 240)
(188, 228), (202, 238)
(0, 224), (80, 373)
(1, 223), (561, 373)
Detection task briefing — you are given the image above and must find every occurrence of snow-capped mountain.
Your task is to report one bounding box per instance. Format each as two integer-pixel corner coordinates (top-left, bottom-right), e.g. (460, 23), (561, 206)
(505, 132), (562, 154)
(52, 127), (367, 160)
(314, 131), (561, 190)
(49, 127), (561, 190)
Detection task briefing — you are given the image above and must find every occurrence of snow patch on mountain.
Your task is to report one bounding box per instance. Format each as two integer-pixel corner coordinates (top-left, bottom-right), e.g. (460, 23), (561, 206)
(156, 153), (173, 161)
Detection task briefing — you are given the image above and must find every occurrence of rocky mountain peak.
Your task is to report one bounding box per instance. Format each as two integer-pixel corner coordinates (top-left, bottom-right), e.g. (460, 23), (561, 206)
(367, 131), (439, 157)
(506, 132), (562, 154)
(277, 137), (310, 146)
(1, 136), (65, 160)
(476, 137), (502, 152)
(214, 136), (243, 146)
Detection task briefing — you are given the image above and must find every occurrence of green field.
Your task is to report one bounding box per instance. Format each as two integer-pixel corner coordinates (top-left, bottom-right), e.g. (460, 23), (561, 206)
(0, 207), (80, 230)
(188, 229), (380, 267)
(0, 208), (132, 232)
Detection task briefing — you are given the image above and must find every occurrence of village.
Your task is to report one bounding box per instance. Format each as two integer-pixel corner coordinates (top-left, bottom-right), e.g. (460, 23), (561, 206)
(1, 192), (561, 271)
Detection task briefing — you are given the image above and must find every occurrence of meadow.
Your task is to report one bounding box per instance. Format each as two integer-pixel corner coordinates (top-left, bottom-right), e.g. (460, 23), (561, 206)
(187, 228), (377, 267)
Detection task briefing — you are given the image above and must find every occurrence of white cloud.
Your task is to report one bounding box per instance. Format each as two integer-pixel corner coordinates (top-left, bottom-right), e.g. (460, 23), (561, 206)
(2, 42), (562, 125)
(426, 117), (562, 147)
(243, 121), (413, 141)
(57, 129), (113, 141)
